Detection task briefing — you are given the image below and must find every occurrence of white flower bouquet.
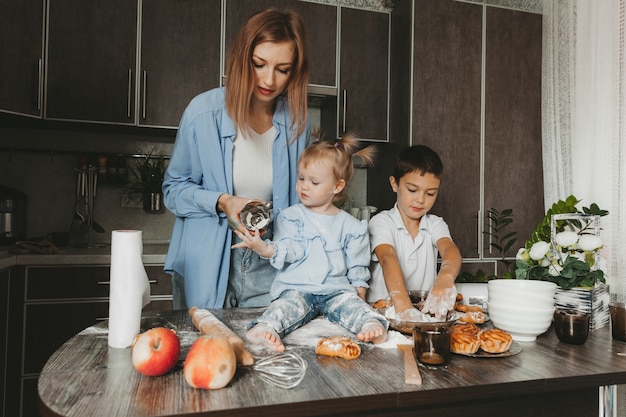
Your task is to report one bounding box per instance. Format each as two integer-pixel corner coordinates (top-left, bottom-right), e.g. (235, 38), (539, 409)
(514, 195), (608, 289)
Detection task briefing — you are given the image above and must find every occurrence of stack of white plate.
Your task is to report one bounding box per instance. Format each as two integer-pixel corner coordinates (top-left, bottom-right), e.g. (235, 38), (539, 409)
(488, 279), (557, 341)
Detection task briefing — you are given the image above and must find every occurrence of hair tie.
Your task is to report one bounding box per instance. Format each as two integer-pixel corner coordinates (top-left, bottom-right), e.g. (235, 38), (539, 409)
(334, 142), (339, 147)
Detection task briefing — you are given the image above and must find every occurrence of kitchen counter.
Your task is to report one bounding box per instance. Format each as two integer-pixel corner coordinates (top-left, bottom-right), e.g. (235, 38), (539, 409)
(0, 243), (168, 268)
(38, 309), (626, 417)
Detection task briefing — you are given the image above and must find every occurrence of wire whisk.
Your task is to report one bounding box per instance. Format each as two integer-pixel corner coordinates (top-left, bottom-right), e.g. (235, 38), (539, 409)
(252, 351), (307, 389)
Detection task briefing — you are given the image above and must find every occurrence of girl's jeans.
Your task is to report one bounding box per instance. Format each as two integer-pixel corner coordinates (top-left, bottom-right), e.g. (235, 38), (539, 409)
(250, 289), (389, 337)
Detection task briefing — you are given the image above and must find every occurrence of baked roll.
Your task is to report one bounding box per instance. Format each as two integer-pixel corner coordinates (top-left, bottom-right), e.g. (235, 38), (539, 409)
(450, 323), (481, 354)
(316, 336), (361, 360)
(479, 328), (513, 353)
(457, 310), (486, 324)
(453, 323), (481, 335)
(373, 299), (391, 310)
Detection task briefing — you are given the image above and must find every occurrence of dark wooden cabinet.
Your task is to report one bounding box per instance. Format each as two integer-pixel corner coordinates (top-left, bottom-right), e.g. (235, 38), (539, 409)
(366, 0), (413, 211)
(0, 268), (8, 417)
(0, 0), (45, 117)
(412, 0), (483, 258)
(6, 264), (172, 417)
(411, 0), (543, 269)
(138, 0), (221, 127)
(45, 0), (138, 124)
(483, 6), (544, 259)
(45, 0), (220, 127)
(224, 0), (337, 89)
(339, 8), (390, 141)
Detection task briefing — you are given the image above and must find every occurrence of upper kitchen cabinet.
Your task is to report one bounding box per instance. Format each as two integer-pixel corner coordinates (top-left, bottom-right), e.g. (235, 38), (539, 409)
(224, 0), (337, 90)
(339, 7), (390, 141)
(45, 0), (220, 127)
(482, 6), (543, 258)
(139, 0), (221, 127)
(412, 0), (482, 258)
(411, 0), (543, 263)
(45, 0), (138, 124)
(0, 0), (45, 117)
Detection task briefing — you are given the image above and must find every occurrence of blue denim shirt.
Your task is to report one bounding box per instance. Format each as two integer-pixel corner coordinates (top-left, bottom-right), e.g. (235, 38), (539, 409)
(162, 87), (310, 308)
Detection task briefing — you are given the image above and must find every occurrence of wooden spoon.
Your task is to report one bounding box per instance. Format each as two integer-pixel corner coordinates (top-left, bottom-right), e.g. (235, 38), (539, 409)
(397, 344), (422, 385)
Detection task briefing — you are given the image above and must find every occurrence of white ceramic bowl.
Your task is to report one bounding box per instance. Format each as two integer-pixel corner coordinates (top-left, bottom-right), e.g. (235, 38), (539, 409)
(487, 280), (557, 341)
(488, 286), (556, 301)
(488, 279), (557, 293)
(488, 279), (556, 310)
(488, 304), (555, 341)
(487, 302), (555, 316)
(490, 314), (554, 341)
(487, 291), (555, 310)
(488, 303), (555, 319)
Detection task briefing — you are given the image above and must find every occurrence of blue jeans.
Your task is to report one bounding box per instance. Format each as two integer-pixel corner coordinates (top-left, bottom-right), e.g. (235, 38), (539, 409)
(171, 231), (276, 309)
(249, 289), (389, 338)
(224, 229), (275, 308)
(171, 271), (187, 310)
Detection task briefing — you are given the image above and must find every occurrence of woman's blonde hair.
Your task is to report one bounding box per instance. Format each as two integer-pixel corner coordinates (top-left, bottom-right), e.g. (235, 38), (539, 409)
(300, 130), (376, 202)
(225, 8), (310, 140)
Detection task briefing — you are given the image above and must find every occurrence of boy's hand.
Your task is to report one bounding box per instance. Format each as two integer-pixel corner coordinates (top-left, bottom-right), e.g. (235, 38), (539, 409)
(421, 286), (457, 320)
(231, 228), (274, 258)
(397, 307), (430, 322)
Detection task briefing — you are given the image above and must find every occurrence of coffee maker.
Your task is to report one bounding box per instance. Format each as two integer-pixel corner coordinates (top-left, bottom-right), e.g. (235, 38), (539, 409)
(0, 185), (27, 244)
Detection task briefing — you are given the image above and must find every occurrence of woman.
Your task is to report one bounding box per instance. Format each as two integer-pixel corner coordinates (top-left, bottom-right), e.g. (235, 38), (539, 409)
(162, 8), (311, 309)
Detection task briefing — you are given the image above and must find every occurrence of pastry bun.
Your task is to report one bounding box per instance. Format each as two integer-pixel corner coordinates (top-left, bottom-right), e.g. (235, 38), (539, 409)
(316, 336), (361, 360)
(455, 302), (484, 313)
(454, 293), (485, 324)
(373, 299), (391, 310)
(450, 323), (481, 354)
(479, 328), (513, 353)
(458, 310), (486, 324)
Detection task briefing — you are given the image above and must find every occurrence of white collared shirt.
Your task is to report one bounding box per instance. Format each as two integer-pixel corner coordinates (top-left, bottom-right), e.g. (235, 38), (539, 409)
(366, 203), (452, 303)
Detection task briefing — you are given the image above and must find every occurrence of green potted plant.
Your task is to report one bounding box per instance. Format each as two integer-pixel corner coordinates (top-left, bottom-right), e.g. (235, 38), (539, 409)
(455, 208), (517, 311)
(456, 207), (517, 283)
(126, 154), (168, 213)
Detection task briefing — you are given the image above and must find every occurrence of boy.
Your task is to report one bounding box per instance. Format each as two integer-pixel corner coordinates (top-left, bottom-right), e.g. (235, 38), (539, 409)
(366, 145), (461, 320)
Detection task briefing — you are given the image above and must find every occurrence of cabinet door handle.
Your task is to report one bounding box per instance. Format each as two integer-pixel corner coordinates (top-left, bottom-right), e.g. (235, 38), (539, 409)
(127, 68), (132, 118)
(342, 89), (347, 133)
(477, 210), (482, 258)
(97, 280), (157, 285)
(37, 58), (43, 111)
(142, 70), (147, 119)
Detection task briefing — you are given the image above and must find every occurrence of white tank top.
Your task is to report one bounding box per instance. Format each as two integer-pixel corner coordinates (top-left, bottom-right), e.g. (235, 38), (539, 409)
(232, 126), (275, 202)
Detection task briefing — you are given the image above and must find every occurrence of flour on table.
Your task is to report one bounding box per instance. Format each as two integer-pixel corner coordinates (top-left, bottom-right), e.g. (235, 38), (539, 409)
(283, 317), (352, 347)
(281, 317), (412, 349)
(375, 330), (413, 348)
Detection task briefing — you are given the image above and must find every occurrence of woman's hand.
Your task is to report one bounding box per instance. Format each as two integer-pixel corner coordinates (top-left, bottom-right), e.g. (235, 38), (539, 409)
(232, 228), (275, 258)
(218, 194), (266, 234)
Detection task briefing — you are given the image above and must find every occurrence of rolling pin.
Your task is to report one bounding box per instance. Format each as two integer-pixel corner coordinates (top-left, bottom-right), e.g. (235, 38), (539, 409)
(189, 307), (255, 366)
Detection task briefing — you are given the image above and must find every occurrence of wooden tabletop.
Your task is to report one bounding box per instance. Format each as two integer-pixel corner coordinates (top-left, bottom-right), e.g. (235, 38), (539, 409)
(38, 308), (626, 417)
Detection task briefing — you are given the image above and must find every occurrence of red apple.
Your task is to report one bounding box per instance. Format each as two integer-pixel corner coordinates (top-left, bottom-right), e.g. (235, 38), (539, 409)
(131, 327), (181, 376)
(184, 334), (236, 389)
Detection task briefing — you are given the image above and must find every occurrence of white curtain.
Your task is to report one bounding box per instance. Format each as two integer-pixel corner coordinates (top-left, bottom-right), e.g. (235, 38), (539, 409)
(542, 0), (626, 295)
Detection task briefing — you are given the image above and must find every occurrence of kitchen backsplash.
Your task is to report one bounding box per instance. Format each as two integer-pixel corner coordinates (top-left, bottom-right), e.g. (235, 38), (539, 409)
(0, 107), (369, 244)
(0, 144), (176, 244)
